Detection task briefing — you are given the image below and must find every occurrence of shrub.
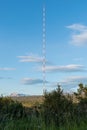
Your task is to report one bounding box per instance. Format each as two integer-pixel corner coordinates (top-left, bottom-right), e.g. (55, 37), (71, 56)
(0, 97), (24, 121)
(43, 85), (74, 126)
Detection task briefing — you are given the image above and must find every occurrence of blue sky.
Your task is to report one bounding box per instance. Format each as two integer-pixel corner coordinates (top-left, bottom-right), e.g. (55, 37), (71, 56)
(0, 0), (87, 95)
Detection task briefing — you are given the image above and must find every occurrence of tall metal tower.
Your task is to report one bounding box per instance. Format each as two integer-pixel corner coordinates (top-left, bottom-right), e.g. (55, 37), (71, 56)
(42, 5), (46, 92)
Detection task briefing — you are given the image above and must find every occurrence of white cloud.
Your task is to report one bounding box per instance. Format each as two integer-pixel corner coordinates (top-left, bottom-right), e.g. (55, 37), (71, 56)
(39, 64), (86, 72)
(66, 24), (87, 31)
(0, 68), (16, 71)
(72, 33), (87, 45)
(21, 78), (48, 85)
(18, 54), (43, 63)
(60, 76), (87, 91)
(60, 76), (87, 85)
(66, 24), (87, 46)
(52, 76), (87, 92)
(21, 76), (87, 92)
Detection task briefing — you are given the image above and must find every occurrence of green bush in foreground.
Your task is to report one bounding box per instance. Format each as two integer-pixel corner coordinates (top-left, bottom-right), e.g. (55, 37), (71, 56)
(42, 84), (87, 127)
(0, 97), (25, 121)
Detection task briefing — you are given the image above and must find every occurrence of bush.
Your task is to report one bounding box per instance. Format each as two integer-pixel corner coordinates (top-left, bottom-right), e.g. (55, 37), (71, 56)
(0, 97), (24, 121)
(43, 85), (74, 126)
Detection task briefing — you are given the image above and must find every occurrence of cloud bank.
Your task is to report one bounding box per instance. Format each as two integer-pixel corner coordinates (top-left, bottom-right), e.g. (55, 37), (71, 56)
(39, 64), (86, 72)
(66, 24), (87, 46)
(60, 76), (87, 85)
(18, 54), (43, 63)
(60, 76), (87, 92)
(49, 76), (87, 92)
(21, 78), (48, 85)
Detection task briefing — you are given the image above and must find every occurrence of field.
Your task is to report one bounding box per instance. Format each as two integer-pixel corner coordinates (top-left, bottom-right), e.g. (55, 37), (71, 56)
(11, 95), (43, 107)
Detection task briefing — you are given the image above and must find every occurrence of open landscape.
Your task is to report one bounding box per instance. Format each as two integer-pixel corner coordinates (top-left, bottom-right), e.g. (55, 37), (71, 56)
(0, 0), (87, 129)
(0, 84), (87, 130)
(12, 95), (43, 107)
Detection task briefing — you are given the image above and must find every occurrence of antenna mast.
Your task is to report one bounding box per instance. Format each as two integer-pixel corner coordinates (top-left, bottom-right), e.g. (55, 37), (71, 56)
(42, 5), (46, 93)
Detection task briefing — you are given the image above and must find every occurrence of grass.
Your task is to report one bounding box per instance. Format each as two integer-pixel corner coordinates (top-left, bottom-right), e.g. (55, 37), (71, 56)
(0, 117), (87, 130)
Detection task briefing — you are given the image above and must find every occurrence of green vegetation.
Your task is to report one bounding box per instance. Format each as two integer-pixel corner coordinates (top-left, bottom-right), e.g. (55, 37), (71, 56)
(0, 83), (87, 130)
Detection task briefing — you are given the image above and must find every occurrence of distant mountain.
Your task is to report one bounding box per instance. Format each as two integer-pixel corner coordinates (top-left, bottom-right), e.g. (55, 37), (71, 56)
(10, 93), (27, 97)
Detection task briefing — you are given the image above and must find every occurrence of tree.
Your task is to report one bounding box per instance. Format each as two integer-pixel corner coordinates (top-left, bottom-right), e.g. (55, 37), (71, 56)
(74, 83), (87, 117)
(43, 85), (73, 126)
(74, 83), (87, 99)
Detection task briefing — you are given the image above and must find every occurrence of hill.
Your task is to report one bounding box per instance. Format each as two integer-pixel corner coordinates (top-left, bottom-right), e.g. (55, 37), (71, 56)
(11, 95), (43, 107)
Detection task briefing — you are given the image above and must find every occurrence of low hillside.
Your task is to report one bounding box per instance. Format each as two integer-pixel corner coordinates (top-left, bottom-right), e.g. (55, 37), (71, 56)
(11, 95), (43, 107)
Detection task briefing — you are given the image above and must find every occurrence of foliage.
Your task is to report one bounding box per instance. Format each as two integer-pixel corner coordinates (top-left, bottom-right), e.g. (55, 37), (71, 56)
(0, 84), (87, 129)
(0, 118), (87, 130)
(0, 97), (25, 121)
(74, 83), (87, 99)
(74, 83), (87, 118)
(43, 85), (74, 126)
(43, 84), (87, 126)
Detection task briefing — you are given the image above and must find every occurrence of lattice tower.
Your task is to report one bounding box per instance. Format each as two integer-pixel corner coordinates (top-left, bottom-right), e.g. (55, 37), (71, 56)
(42, 5), (46, 92)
